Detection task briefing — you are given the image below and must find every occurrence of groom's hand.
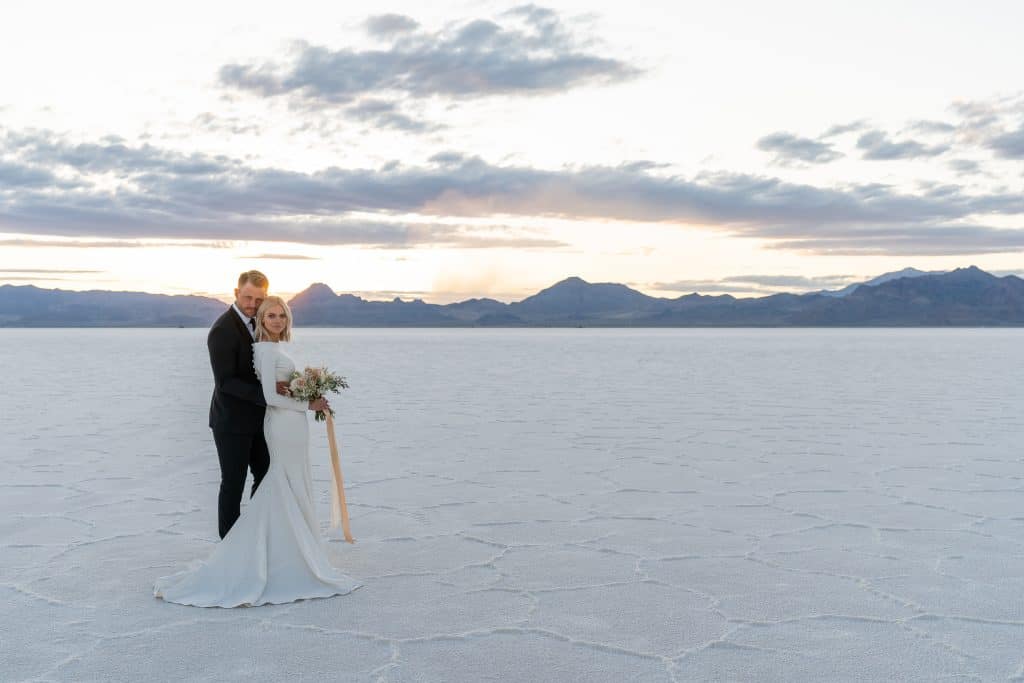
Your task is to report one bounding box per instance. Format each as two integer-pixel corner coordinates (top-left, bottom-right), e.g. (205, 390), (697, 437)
(276, 381), (290, 396)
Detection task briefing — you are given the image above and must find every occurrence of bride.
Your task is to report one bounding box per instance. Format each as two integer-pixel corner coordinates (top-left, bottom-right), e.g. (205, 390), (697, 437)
(154, 296), (362, 607)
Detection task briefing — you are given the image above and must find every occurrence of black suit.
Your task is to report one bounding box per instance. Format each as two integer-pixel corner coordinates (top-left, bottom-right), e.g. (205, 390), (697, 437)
(207, 306), (269, 538)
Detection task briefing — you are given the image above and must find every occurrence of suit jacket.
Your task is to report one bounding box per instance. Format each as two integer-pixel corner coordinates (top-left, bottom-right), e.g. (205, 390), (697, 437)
(208, 306), (266, 433)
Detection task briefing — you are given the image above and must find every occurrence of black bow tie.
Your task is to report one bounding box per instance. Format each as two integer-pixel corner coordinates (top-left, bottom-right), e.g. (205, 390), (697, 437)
(248, 317), (256, 331)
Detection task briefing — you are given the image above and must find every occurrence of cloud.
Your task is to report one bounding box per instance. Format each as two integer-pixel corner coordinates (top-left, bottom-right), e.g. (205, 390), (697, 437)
(651, 281), (762, 295)
(0, 276), (84, 282)
(947, 94), (1024, 149)
(856, 130), (949, 160)
(348, 288), (433, 300)
(193, 112), (262, 136)
(5, 128), (234, 175)
(768, 224), (1024, 256)
(428, 151), (467, 166)
(0, 195), (570, 248)
(345, 98), (442, 133)
(240, 254), (320, 260)
(987, 124), (1024, 159)
(756, 132), (842, 165)
(364, 14), (420, 38)
(219, 6), (640, 106)
(721, 274), (854, 288)
(784, 95), (1023, 170)
(374, 225), (569, 250)
(906, 119), (957, 135)
(0, 238), (234, 248)
(0, 158), (63, 188)
(948, 159), (983, 175)
(653, 273), (856, 295)
(4, 128), (1024, 256)
(950, 99), (1003, 129)
(0, 268), (103, 274)
(820, 120), (869, 138)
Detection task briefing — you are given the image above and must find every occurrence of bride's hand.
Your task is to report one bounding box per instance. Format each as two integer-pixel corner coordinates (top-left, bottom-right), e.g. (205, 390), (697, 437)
(308, 397), (329, 412)
(276, 381), (290, 396)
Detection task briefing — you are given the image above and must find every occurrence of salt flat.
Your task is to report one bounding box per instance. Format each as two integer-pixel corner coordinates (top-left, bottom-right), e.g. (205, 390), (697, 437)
(1, 328), (1023, 682)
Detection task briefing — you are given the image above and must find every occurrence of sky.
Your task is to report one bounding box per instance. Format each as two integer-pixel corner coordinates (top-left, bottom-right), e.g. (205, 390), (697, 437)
(1, 0), (1023, 303)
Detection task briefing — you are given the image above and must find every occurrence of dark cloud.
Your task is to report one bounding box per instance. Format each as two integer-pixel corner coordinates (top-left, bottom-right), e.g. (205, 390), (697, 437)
(768, 224), (1024, 256)
(756, 132), (842, 164)
(0, 188), (570, 248)
(5, 129), (234, 175)
(856, 130), (949, 160)
(219, 6), (640, 106)
(0, 158), (61, 188)
(428, 151), (467, 166)
(4, 129), (1024, 256)
(1, 134), (576, 248)
(364, 14), (420, 38)
(987, 124), (1024, 159)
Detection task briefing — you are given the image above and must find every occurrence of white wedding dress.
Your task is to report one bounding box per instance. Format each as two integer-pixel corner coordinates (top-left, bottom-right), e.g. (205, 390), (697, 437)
(154, 341), (362, 607)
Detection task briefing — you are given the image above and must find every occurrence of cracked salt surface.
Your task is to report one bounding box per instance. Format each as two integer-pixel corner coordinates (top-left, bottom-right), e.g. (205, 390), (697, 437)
(2, 327), (1023, 682)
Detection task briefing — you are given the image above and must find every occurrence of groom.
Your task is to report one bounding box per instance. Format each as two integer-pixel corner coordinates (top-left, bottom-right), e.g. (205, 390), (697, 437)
(207, 270), (289, 539)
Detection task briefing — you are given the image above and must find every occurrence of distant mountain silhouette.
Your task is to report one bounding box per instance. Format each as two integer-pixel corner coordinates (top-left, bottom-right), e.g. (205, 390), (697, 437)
(508, 276), (665, 321)
(3, 266), (1023, 326)
(0, 285), (225, 326)
(822, 267), (942, 297)
(441, 297), (511, 322)
(288, 283), (451, 326)
(793, 266), (1024, 325)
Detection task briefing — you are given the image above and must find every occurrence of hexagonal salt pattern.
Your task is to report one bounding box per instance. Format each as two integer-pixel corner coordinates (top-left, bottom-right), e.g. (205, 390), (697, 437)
(2, 328), (1023, 682)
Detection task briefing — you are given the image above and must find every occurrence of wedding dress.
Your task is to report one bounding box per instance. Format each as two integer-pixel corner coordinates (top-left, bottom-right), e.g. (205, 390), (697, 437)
(154, 341), (362, 607)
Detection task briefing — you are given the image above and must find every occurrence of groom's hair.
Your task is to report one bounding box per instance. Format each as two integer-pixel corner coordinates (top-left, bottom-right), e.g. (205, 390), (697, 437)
(238, 270), (269, 290)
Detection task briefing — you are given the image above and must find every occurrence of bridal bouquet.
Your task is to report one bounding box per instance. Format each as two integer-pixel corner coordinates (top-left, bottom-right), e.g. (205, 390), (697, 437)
(287, 366), (349, 422)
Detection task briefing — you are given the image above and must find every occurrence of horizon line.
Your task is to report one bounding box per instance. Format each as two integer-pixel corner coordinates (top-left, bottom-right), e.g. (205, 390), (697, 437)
(0, 265), (1002, 305)
(0, 277), (805, 305)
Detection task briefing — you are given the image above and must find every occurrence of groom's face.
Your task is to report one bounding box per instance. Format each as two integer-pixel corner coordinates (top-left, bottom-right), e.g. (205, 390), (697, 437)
(234, 282), (267, 318)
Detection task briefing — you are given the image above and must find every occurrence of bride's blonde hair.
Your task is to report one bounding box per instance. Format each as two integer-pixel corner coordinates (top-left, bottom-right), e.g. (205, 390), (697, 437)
(255, 296), (293, 342)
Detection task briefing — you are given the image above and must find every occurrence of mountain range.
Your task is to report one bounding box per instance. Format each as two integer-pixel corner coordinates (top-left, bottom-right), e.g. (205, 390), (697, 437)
(2, 266), (1023, 327)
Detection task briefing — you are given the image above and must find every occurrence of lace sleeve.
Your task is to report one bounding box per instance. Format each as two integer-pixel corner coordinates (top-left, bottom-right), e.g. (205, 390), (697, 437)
(255, 343), (308, 412)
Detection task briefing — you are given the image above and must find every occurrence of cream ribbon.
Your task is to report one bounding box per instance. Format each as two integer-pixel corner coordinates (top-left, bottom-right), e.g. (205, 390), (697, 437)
(324, 411), (354, 543)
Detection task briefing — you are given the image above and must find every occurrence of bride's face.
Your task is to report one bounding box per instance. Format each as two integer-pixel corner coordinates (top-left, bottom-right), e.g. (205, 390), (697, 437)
(263, 305), (288, 338)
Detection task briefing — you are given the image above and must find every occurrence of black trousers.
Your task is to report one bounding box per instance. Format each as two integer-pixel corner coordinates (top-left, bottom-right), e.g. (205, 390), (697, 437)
(212, 429), (271, 539)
